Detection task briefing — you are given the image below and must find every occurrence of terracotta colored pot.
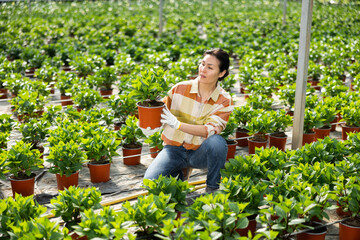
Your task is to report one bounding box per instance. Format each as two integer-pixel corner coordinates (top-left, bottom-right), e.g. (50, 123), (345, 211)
(314, 127), (331, 140)
(236, 214), (257, 237)
(122, 146), (142, 165)
(336, 202), (351, 217)
(248, 138), (267, 155)
(60, 94), (73, 106)
(297, 222), (327, 240)
(287, 111), (294, 117)
(71, 232), (88, 240)
(236, 129), (249, 147)
(137, 102), (164, 129)
(341, 125), (360, 140)
(10, 174), (35, 197)
(99, 89), (113, 99)
(88, 162), (111, 183)
(0, 88), (8, 99)
(330, 116), (338, 132)
(226, 140), (237, 161)
(269, 134), (287, 151)
(303, 132), (315, 146)
(310, 80), (321, 91)
(56, 172), (79, 191)
(339, 221), (360, 240)
(149, 146), (160, 158)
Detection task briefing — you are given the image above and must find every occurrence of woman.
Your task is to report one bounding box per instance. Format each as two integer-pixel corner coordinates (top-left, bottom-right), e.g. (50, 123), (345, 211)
(144, 48), (234, 191)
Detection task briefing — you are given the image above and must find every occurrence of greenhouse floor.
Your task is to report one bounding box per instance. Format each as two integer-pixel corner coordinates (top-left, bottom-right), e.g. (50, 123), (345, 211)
(0, 81), (345, 239)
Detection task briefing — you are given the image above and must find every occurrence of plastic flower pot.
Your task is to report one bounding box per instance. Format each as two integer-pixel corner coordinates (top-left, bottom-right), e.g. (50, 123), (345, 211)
(248, 138), (267, 154)
(88, 162), (111, 183)
(341, 125), (360, 140)
(339, 220), (360, 240)
(296, 222), (327, 240)
(56, 171), (79, 191)
(269, 134), (287, 151)
(149, 146), (160, 158)
(235, 214), (257, 237)
(314, 127), (331, 140)
(236, 129), (249, 147)
(226, 140), (237, 161)
(10, 174), (36, 197)
(122, 146), (142, 165)
(60, 95), (73, 106)
(303, 132), (316, 146)
(137, 102), (164, 129)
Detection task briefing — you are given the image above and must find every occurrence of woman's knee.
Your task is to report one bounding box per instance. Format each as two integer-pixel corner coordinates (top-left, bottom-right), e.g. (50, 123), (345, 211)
(204, 134), (227, 154)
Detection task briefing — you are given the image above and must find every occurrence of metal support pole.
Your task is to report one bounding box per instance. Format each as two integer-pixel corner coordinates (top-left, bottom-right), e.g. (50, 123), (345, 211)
(159, 0), (164, 36)
(291, 0), (313, 150)
(283, 0), (287, 25)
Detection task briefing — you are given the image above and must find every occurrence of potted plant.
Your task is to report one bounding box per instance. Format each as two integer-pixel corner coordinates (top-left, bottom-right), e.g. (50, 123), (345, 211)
(10, 91), (47, 122)
(5, 140), (43, 197)
(0, 194), (47, 239)
(247, 94), (274, 111)
(220, 175), (267, 236)
(183, 192), (250, 239)
(307, 60), (324, 91)
(34, 64), (59, 94)
(47, 140), (88, 190)
(106, 94), (138, 130)
(47, 118), (82, 147)
(0, 113), (16, 133)
(73, 207), (133, 239)
(142, 175), (194, 218)
(339, 101), (360, 140)
(333, 175), (360, 240)
(144, 130), (164, 158)
(3, 73), (30, 97)
(245, 110), (275, 154)
(313, 101), (337, 140)
(269, 110), (293, 151)
(302, 108), (321, 146)
(220, 113), (238, 161)
(94, 66), (118, 98)
(69, 55), (104, 78)
(50, 186), (103, 238)
(233, 105), (257, 147)
(277, 83), (296, 115)
(19, 118), (50, 158)
(81, 124), (120, 183)
(56, 71), (78, 106)
(130, 68), (169, 129)
(118, 115), (145, 165)
(71, 87), (104, 111)
(121, 193), (176, 238)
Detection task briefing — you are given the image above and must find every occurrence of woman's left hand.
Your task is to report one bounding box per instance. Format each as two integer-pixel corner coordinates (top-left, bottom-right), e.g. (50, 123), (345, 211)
(161, 107), (181, 129)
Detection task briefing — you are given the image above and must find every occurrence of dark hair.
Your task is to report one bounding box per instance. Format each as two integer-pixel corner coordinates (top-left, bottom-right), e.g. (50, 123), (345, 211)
(203, 48), (230, 81)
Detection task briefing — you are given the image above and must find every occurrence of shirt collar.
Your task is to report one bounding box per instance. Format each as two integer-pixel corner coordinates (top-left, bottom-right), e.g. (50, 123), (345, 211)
(190, 77), (221, 102)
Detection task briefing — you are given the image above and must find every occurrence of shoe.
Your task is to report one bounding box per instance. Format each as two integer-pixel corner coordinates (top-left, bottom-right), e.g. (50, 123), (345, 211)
(205, 187), (218, 193)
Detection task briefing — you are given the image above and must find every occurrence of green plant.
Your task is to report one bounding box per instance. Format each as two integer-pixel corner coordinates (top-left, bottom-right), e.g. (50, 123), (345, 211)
(48, 118), (82, 146)
(232, 105), (257, 130)
(19, 119), (50, 148)
(270, 110), (293, 137)
(69, 54), (105, 77)
(94, 66), (118, 90)
(34, 64), (59, 84)
(50, 186), (103, 231)
(122, 193), (176, 236)
(81, 124), (120, 163)
(0, 194), (47, 239)
(245, 110), (275, 142)
(143, 175), (194, 212)
(73, 207), (133, 239)
(8, 216), (71, 240)
(0, 150), (9, 180)
(339, 101), (360, 127)
(221, 175), (267, 216)
(247, 94), (274, 111)
(55, 71), (79, 96)
(144, 130), (164, 150)
(184, 192), (250, 239)
(71, 87), (103, 110)
(303, 108), (321, 133)
(307, 61), (324, 81)
(0, 113), (16, 133)
(10, 91), (47, 121)
(6, 141), (43, 179)
(4, 73), (30, 96)
(42, 105), (63, 123)
(221, 74), (237, 94)
(114, 52), (137, 75)
(47, 140), (88, 177)
(314, 101), (336, 128)
(79, 107), (114, 126)
(130, 68), (169, 106)
(107, 94), (138, 125)
(247, 76), (276, 97)
(118, 115), (145, 148)
(220, 113), (238, 143)
(277, 83), (296, 112)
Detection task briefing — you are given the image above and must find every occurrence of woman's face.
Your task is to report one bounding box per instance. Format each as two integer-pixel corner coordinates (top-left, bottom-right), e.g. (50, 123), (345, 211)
(198, 54), (225, 86)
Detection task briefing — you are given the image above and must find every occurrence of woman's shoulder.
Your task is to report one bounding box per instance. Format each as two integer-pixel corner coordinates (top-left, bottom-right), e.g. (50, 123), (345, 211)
(172, 79), (194, 88)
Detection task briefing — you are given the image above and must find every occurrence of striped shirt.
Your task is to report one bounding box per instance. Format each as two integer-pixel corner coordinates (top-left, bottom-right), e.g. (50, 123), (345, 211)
(162, 77), (234, 150)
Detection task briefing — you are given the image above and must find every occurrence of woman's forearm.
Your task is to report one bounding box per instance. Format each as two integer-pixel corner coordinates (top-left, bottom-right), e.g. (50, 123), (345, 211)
(178, 122), (221, 138)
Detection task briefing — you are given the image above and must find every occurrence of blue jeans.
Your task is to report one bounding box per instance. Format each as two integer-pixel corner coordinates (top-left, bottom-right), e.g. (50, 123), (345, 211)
(144, 134), (227, 189)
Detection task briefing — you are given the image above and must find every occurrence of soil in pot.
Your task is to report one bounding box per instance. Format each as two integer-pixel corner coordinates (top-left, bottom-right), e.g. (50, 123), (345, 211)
(10, 173), (36, 197)
(122, 143), (142, 165)
(236, 128), (249, 147)
(99, 88), (113, 99)
(296, 222), (327, 240)
(88, 161), (111, 183)
(226, 140), (237, 161)
(56, 171), (79, 191)
(341, 125), (360, 140)
(314, 126), (331, 140)
(235, 214), (257, 237)
(269, 133), (287, 151)
(339, 217), (360, 240)
(137, 101), (164, 129)
(60, 94), (73, 106)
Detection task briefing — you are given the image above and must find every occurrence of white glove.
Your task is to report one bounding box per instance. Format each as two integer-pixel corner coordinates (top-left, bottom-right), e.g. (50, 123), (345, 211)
(136, 122), (162, 137)
(161, 107), (181, 129)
